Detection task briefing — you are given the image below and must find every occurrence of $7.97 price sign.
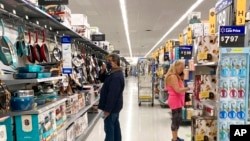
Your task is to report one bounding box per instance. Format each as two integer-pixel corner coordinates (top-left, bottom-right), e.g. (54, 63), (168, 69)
(219, 35), (245, 47)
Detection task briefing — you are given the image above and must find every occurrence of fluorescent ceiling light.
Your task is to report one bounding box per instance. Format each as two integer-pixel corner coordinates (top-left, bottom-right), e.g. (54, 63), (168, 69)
(144, 0), (204, 57)
(119, 0), (133, 57)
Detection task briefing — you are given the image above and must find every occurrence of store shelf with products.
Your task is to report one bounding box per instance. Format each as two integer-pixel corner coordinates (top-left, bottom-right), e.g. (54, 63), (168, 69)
(0, 75), (66, 85)
(0, 0), (108, 55)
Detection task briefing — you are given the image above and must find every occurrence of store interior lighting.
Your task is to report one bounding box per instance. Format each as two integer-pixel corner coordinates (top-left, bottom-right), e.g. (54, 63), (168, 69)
(144, 0), (204, 58)
(119, 0), (133, 57)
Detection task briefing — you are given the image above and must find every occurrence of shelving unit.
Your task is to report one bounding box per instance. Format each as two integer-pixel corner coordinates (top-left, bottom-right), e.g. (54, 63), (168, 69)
(0, 0), (108, 55)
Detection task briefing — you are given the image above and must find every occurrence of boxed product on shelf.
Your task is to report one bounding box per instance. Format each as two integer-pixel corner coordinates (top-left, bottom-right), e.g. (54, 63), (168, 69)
(83, 85), (96, 106)
(77, 91), (86, 110)
(191, 116), (217, 141)
(74, 115), (85, 137)
(194, 75), (217, 101)
(186, 108), (194, 120)
(55, 101), (67, 130)
(15, 108), (56, 141)
(83, 112), (88, 130)
(66, 123), (75, 141)
(53, 130), (66, 141)
(66, 95), (79, 116)
(0, 116), (14, 141)
(196, 35), (219, 64)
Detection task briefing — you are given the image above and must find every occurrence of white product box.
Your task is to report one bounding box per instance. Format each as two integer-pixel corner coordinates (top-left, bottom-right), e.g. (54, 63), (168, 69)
(66, 124), (75, 141)
(71, 14), (88, 26)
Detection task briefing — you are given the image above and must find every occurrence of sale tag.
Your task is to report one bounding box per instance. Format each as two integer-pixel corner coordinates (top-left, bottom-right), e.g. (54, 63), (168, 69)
(200, 91), (209, 98)
(236, 0), (246, 25)
(197, 53), (207, 60)
(195, 134), (204, 141)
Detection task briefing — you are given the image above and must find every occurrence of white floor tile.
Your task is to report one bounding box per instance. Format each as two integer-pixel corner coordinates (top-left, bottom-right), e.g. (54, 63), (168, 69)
(86, 77), (191, 141)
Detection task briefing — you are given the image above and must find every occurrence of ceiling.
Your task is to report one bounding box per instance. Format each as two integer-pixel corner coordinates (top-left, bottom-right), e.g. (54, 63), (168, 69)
(68, 0), (218, 58)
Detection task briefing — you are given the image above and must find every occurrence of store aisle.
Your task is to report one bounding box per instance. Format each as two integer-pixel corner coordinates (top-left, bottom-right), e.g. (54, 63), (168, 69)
(86, 77), (191, 141)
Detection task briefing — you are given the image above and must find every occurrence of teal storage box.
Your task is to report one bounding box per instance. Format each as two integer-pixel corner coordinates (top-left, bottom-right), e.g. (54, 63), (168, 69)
(15, 107), (56, 141)
(0, 116), (13, 141)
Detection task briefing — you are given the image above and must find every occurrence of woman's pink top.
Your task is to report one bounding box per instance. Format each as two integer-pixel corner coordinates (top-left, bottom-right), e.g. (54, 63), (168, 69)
(165, 75), (185, 110)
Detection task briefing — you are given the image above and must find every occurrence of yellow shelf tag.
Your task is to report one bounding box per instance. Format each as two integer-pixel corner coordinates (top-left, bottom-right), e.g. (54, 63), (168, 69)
(236, 0), (246, 25)
(197, 53), (207, 60)
(200, 91), (209, 98)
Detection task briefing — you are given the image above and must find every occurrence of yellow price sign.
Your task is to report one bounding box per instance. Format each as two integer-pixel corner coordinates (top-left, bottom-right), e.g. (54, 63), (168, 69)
(197, 52), (207, 60)
(195, 134), (204, 141)
(236, 0), (246, 25)
(179, 34), (183, 46)
(187, 27), (192, 45)
(209, 8), (216, 35)
(200, 91), (209, 98)
(231, 48), (243, 53)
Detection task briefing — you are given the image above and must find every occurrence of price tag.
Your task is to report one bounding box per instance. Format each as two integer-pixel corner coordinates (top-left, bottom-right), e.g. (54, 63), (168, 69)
(179, 46), (193, 59)
(195, 134), (204, 141)
(200, 91), (209, 98)
(219, 26), (245, 47)
(197, 53), (207, 60)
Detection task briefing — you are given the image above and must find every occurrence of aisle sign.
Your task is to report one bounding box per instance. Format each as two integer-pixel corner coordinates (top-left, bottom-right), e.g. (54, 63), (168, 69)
(179, 46), (193, 59)
(215, 0), (233, 13)
(61, 36), (72, 74)
(179, 34), (183, 46)
(187, 27), (192, 45)
(219, 26), (245, 47)
(209, 8), (216, 35)
(38, 0), (68, 5)
(236, 0), (246, 25)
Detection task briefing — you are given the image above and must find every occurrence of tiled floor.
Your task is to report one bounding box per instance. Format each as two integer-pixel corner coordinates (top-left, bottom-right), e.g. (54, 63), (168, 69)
(86, 76), (191, 141)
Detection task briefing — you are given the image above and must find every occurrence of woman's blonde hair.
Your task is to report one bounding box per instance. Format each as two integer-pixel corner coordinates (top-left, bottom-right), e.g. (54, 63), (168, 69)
(165, 60), (185, 80)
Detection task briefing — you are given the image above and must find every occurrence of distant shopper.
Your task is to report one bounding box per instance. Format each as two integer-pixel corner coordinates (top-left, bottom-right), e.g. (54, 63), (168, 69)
(98, 54), (125, 141)
(125, 67), (128, 77)
(165, 60), (191, 141)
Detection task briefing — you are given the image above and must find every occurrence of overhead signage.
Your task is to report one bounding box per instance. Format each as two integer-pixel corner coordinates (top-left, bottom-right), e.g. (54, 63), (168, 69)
(38, 0), (69, 5)
(215, 0), (233, 13)
(179, 46), (193, 59)
(61, 36), (72, 74)
(236, 0), (246, 25)
(91, 34), (105, 41)
(209, 8), (216, 35)
(219, 26), (245, 47)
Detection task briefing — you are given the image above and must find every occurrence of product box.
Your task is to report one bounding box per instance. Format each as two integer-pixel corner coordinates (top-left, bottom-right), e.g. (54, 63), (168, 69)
(0, 117), (13, 141)
(55, 102), (67, 130)
(195, 75), (217, 101)
(54, 130), (66, 141)
(196, 35), (219, 64)
(74, 115), (85, 137)
(66, 95), (79, 117)
(191, 116), (217, 141)
(66, 124), (75, 141)
(15, 108), (56, 141)
(78, 92), (86, 110)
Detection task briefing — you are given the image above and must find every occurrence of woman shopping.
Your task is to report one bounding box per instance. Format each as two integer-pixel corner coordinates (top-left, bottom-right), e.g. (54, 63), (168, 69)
(165, 60), (191, 141)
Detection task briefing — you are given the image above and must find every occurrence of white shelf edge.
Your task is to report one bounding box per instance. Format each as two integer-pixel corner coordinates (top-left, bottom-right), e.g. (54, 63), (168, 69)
(2, 76), (65, 85)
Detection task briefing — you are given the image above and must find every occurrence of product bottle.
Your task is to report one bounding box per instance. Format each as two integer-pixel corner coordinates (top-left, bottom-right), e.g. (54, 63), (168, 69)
(183, 66), (189, 80)
(189, 57), (195, 71)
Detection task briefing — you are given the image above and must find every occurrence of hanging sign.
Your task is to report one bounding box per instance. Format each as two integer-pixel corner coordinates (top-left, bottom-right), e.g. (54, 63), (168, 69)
(219, 26), (246, 47)
(38, 0), (69, 5)
(187, 27), (193, 45)
(179, 34), (183, 46)
(209, 8), (216, 35)
(215, 0), (233, 13)
(236, 0), (246, 25)
(61, 36), (72, 74)
(179, 46), (193, 59)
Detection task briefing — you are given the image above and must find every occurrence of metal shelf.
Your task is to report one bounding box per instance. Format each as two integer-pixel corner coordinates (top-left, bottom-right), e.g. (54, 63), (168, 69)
(76, 112), (101, 141)
(0, 97), (67, 118)
(0, 0), (108, 55)
(0, 75), (65, 85)
(194, 62), (218, 67)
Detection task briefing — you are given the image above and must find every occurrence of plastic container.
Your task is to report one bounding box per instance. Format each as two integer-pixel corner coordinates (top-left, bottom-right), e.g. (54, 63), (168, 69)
(183, 66), (189, 80)
(189, 57), (195, 71)
(10, 96), (34, 111)
(37, 73), (52, 78)
(17, 65), (44, 73)
(14, 73), (37, 79)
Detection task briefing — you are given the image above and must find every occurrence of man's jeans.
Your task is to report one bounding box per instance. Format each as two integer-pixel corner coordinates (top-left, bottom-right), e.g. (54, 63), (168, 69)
(104, 113), (121, 141)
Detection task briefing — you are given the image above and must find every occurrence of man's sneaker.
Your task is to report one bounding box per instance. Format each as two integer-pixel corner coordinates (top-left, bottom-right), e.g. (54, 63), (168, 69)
(177, 137), (184, 141)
